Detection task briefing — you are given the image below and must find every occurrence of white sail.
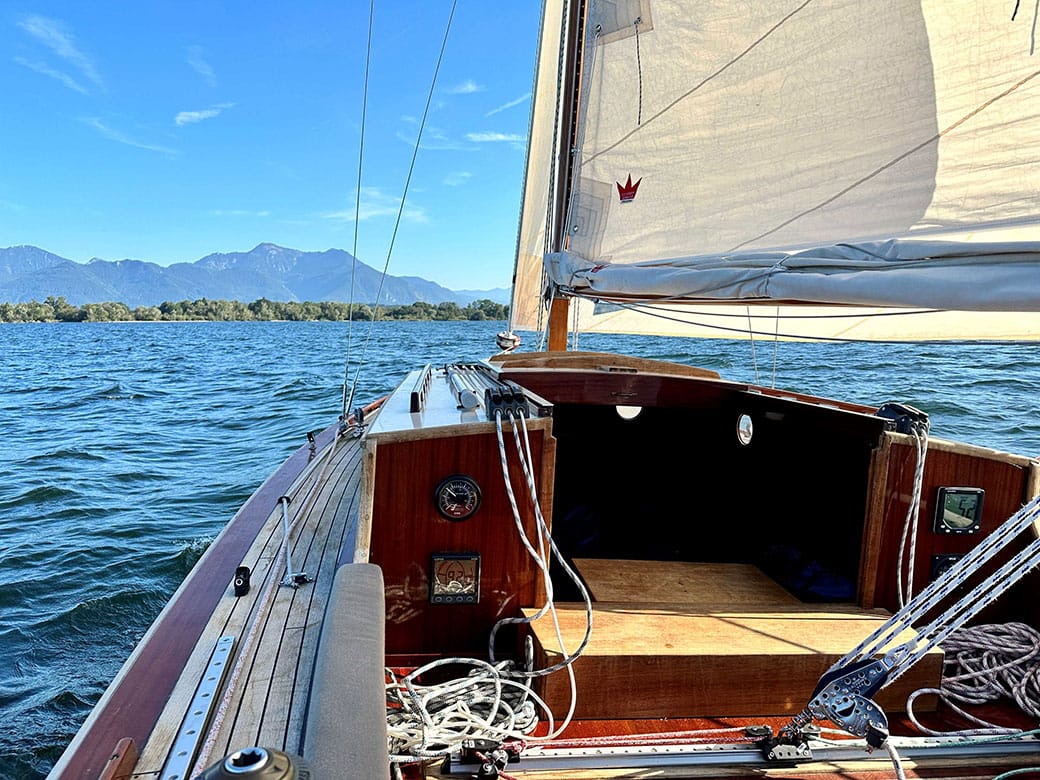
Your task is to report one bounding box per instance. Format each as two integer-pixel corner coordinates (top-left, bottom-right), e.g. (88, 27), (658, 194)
(513, 0), (1040, 340)
(511, 0), (567, 335)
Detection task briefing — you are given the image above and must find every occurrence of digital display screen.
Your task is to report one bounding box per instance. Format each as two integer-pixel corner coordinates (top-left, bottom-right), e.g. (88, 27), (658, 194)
(430, 553), (480, 604)
(933, 487), (983, 534)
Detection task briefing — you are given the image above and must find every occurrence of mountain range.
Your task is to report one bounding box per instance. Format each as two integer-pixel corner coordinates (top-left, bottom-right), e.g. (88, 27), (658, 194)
(0, 244), (510, 308)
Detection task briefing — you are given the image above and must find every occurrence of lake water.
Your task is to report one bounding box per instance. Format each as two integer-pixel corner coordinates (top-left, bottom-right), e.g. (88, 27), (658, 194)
(2, 320), (1039, 778)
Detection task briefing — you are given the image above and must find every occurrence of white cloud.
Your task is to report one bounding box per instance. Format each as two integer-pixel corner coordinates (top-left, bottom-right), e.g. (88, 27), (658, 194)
(17, 14), (102, 92)
(443, 171), (473, 187)
(81, 118), (177, 155)
(14, 56), (88, 94)
(176, 103), (234, 126)
(177, 109), (220, 126)
(486, 92), (530, 117)
(210, 209), (271, 217)
(396, 126), (469, 152)
(323, 187), (428, 224)
(447, 79), (483, 94)
(466, 132), (524, 143)
(187, 46), (217, 87)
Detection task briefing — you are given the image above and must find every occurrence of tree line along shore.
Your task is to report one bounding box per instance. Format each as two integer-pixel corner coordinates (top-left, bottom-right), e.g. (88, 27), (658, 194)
(0, 296), (508, 323)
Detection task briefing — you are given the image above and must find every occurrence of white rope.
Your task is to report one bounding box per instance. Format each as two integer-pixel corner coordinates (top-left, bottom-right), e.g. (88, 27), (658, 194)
(488, 411), (594, 678)
(883, 739), (908, 780)
(385, 409), (595, 764)
(907, 623), (1040, 736)
(386, 658), (547, 762)
(896, 422), (929, 607)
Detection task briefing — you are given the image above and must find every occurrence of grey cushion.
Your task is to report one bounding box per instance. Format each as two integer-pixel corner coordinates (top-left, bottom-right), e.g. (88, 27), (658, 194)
(303, 563), (387, 779)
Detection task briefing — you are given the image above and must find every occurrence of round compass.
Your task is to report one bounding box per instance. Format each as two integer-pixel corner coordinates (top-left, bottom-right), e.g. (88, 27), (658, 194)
(434, 474), (482, 520)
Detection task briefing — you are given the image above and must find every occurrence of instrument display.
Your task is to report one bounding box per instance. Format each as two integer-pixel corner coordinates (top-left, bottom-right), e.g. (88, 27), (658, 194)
(933, 487), (983, 535)
(434, 474), (481, 520)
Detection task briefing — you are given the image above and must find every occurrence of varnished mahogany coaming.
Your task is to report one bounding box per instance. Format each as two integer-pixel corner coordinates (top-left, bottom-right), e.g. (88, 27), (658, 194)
(368, 419), (556, 662)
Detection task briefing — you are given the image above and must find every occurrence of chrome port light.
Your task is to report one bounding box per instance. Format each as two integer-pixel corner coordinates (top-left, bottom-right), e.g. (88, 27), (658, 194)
(736, 413), (753, 445)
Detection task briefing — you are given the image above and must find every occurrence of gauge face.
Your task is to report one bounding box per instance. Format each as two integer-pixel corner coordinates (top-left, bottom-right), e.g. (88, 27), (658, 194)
(435, 475), (482, 520)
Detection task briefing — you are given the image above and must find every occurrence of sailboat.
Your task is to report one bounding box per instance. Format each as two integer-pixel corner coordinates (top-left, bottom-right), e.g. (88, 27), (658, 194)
(50, 1), (1040, 778)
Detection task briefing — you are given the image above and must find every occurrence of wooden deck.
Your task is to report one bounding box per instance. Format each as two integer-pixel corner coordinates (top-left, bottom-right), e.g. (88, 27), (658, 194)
(53, 422), (366, 779)
(147, 428), (364, 776)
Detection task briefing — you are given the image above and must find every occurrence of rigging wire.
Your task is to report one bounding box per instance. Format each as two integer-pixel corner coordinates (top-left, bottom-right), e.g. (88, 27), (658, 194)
(746, 305), (759, 383)
(771, 305), (780, 387)
(570, 296), (947, 344)
(340, 0), (375, 421)
(343, 0), (458, 415)
(633, 17), (643, 126)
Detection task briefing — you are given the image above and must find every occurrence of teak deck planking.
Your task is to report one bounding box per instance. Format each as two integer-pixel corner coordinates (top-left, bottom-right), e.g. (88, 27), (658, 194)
(131, 430), (365, 776)
(47, 417), (354, 780)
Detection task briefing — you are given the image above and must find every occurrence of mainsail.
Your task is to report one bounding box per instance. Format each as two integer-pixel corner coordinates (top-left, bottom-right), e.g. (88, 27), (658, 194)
(512, 0), (1040, 341)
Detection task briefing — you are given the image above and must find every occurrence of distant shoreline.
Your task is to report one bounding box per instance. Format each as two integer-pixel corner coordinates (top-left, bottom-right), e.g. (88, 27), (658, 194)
(0, 296), (509, 324)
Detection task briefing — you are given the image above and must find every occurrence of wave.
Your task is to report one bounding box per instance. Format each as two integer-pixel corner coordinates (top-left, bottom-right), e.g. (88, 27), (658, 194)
(24, 448), (106, 464)
(171, 536), (214, 574)
(89, 382), (158, 402)
(0, 485), (79, 511)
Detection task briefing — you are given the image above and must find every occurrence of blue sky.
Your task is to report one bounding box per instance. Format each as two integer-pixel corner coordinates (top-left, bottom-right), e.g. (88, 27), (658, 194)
(0, 2), (541, 291)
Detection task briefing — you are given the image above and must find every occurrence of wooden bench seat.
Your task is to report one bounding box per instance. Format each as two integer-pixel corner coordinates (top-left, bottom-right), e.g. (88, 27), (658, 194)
(574, 558), (801, 607)
(523, 561), (943, 720)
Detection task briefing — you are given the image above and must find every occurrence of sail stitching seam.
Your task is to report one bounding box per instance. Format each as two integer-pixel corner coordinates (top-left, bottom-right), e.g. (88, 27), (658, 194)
(732, 67), (1040, 252)
(582, 0), (815, 166)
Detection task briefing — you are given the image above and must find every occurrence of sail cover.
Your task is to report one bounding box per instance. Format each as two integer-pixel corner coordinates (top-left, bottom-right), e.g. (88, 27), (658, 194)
(512, 0), (1040, 339)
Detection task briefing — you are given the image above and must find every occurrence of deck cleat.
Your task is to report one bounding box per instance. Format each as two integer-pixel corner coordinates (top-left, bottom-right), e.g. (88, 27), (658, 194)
(758, 730), (813, 763)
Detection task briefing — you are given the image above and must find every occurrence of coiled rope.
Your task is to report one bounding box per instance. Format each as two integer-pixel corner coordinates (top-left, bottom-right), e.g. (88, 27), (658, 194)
(907, 622), (1040, 736)
(385, 657), (545, 763)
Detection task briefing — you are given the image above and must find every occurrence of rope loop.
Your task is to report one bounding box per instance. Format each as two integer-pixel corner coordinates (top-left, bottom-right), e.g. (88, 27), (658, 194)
(908, 622), (1040, 736)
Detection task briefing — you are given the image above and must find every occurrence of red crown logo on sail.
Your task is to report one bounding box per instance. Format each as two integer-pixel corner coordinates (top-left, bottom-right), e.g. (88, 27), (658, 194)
(616, 174), (641, 203)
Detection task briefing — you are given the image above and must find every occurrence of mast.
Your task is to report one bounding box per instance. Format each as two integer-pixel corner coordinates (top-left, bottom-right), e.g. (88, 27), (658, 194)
(546, 0), (586, 351)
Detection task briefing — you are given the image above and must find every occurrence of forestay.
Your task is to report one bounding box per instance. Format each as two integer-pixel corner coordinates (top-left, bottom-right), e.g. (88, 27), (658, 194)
(512, 0), (1040, 340)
